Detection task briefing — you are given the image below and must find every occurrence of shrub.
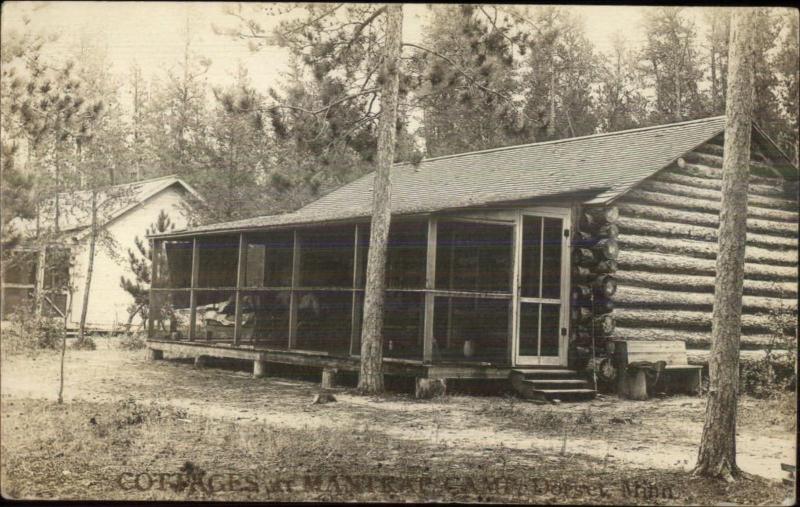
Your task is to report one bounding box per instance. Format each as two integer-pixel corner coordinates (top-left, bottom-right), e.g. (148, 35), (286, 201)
(118, 333), (147, 350)
(71, 336), (97, 350)
(740, 299), (797, 398)
(1, 304), (66, 355)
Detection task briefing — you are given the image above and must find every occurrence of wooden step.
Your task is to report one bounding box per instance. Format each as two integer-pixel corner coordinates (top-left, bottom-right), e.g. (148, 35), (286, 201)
(525, 379), (591, 390)
(510, 368), (579, 378)
(531, 387), (597, 402)
(509, 370), (597, 402)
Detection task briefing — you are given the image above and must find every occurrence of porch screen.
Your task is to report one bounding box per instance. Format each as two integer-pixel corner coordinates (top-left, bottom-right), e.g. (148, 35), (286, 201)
(433, 220), (514, 364)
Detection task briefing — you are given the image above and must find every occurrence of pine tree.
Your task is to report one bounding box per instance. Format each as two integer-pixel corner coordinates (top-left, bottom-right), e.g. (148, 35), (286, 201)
(120, 210), (174, 331)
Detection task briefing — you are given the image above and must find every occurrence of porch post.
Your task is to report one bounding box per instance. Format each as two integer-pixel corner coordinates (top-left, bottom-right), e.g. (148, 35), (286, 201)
(509, 211), (522, 366)
(287, 229), (300, 350)
(423, 217), (437, 363)
(147, 239), (156, 339)
(34, 246), (47, 317)
(188, 238), (199, 341)
(349, 224), (362, 356)
(233, 233), (246, 346)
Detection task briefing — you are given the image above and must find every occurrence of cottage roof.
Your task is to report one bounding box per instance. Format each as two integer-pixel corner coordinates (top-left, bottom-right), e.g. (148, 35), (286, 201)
(11, 175), (202, 238)
(154, 115), (794, 238)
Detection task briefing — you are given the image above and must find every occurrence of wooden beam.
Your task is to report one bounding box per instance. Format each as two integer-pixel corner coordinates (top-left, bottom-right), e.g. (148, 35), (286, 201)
(288, 230), (300, 350)
(423, 217), (437, 363)
(233, 233), (246, 346)
(189, 239), (199, 341)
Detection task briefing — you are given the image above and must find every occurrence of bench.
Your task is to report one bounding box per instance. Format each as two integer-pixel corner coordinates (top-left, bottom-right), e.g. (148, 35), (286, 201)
(612, 340), (703, 400)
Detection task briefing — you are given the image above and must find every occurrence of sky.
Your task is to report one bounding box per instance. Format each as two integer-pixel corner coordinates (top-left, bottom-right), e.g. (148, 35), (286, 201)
(0, 2), (714, 94)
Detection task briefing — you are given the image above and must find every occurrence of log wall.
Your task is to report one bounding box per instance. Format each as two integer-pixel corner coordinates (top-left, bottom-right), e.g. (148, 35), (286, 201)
(611, 135), (798, 355)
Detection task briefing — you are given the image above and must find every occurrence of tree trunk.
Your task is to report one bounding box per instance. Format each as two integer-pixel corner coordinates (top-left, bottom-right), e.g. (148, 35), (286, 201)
(357, 4), (403, 395)
(77, 190), (98, 342)
(694, 9), (756, 481)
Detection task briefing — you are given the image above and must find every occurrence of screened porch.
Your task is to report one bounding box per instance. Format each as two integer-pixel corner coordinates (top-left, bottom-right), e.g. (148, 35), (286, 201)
(148, 209), (571, 368)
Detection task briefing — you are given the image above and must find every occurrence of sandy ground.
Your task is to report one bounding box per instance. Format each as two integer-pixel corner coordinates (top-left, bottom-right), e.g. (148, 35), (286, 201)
(1, 346), (795, 482)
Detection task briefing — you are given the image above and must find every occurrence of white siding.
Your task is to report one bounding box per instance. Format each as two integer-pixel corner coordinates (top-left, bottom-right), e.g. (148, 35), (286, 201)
(67, 186), (191, 331)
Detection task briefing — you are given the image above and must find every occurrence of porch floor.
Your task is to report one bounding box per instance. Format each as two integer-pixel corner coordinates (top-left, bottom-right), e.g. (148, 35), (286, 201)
(146, 339), (563, 380)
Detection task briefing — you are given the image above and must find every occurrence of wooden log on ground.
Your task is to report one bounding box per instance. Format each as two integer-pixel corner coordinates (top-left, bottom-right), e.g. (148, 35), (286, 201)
(613, 284), (798, 313)
(617, 232), (798, 266)
(626, 188), (797, 223)
(614, 307), (777, 334)
(612, 326), (774, 349)
(613, 269), (797, 298)
(415, 377), (447, 399)
(617, 249), (797, 281)
(616, 215), (798, 250)
(617, 202), (797, 236)
(643, 178), (797, 211)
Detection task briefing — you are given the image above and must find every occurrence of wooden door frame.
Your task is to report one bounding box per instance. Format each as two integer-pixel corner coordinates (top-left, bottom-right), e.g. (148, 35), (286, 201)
(512, 207), (571, 367)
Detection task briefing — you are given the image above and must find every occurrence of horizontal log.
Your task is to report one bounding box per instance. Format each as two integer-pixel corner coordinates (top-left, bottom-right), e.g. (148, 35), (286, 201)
(641, 178), (797, 212)
(617, 232), (798, 266)
(614, 284), (798, 313)
(614, 307), (776, 334)
(686, 348), (794, 366)
(626, 188), (797, 223)
(617, 249), (797, 281)
(614, 269), (797, 298)
(656, 168), (797, 200)
(696, 142), (773, 165)
(617, 202), (797, 236)
(612, 326), (774, 349)
(682, 151), (784, 182)
(616, 215), (798, 251)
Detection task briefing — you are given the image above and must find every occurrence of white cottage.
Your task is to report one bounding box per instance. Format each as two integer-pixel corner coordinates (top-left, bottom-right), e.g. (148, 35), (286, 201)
(2, 175), (202, 332)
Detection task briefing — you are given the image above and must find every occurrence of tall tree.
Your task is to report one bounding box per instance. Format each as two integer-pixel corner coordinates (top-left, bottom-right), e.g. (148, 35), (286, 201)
(774, 10), (799, 165)
(639, 7), (706, 123)
(413, 5), (532, 157)
(594, 32), (649, 132)
(516, 6), (598, 140)
(694, 7), (756, 481)
(120, 210), (174, 331)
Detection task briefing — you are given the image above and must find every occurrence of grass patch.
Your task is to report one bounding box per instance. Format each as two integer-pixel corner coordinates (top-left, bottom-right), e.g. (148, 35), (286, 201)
(1, 398), (789, 504)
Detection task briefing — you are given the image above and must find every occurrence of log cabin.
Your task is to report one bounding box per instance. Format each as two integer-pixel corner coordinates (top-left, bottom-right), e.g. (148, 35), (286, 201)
(146, 116), (798, 401)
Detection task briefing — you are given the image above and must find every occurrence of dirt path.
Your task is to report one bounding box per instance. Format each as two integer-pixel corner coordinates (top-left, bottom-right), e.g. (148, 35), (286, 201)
(1, 348), (794, 481)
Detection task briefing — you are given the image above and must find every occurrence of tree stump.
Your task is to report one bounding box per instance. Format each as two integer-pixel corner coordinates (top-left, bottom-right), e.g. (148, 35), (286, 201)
(253, 360), (268, 378)
(415, 378), (447, 399)
(321, 368), (338, 389)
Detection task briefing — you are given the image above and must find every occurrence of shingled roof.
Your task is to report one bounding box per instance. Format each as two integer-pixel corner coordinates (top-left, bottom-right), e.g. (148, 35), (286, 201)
(164, 116), (734, 236)
(11, 175), (202, 238)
